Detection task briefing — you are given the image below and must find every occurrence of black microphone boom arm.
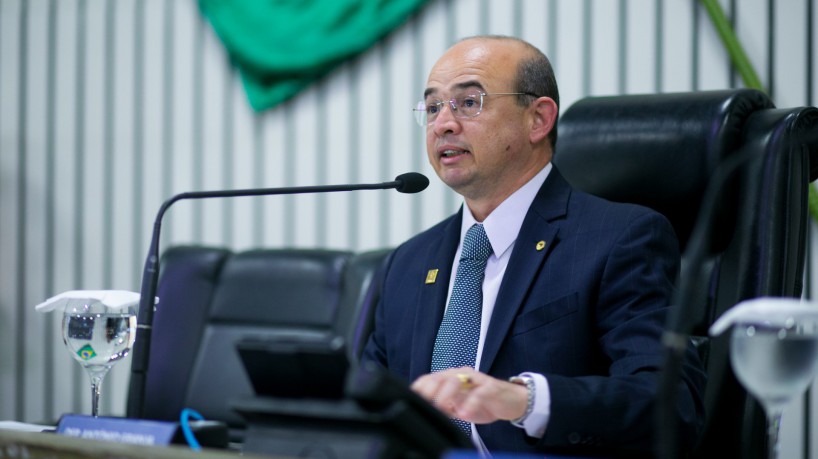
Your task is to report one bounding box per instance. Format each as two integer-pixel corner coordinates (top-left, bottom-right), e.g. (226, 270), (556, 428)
(126, 173), (428, 418)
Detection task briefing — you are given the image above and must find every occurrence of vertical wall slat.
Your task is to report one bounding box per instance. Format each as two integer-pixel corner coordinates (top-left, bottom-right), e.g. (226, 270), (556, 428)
(71, 0), (87, 414)
(618, 0), (627, 94)
(162, 0), (175, 234)
(251, 116), (264, 246)
(132, 0), (144, 288)
(692, 1), (700, 91)
(42, 0), (58, 418)
(378, 45), (391, 247)
(191, 11), (205, 243)
(767, 0), (775, 100)
(25, 0), (49, 420)
(282, 102), (296, 246)
(808, 0), (814, 106)
(654, 0), (662, 92)
(729, 0), (738, 87)
(410, 19), (425, 237)
(14, 0), (29, 421)
(588, 0), (618, 97)
(314, 81), (328, 248)
(230, 72), (258, 251)
(547, 1), (558, 73)
(222, 70), (234, 246)
(582, 0), (591, 97)
(479, 0), (488, 35)
(353, 50), (383, 251)
(512, 0), (522, 37)
(345, 65), (360, 248)
(49, 0), (78, 417)
(102, 0), (116, 339)
(0, 0), (22, 417)
(99, 0), (117, 414)
(199, 26), (227, 247)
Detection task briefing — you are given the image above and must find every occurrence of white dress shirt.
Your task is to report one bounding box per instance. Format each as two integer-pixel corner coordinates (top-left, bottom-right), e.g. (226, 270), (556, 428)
(444, 164), (553, 454)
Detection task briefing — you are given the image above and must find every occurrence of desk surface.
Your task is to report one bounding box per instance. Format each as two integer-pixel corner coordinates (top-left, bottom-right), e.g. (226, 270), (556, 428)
(1, 426), (607, 459)
(0, 429), (283, 459)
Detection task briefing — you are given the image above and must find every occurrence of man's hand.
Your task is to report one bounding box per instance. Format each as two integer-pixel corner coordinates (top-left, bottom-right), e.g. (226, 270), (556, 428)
(410, 367), (528, 424)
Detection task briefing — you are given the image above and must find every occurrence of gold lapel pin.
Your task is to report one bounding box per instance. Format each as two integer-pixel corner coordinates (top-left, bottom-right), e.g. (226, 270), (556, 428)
(425, 269), (439, 284)
(536, 240), (546, 251)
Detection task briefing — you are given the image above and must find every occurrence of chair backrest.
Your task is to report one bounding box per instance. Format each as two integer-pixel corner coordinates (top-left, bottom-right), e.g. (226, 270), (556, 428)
(334, 248), (393, 360)
(554, 89), (818, 458)
(128, 245), (391, 437)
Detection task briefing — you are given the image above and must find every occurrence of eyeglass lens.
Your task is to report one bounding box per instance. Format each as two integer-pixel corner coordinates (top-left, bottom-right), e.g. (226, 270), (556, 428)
(415, 92), (484, 126)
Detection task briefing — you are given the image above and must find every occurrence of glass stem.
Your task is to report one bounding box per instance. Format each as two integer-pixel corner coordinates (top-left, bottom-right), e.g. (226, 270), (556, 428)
(767, 410), (783, 459)
(90, 374), (104, 417)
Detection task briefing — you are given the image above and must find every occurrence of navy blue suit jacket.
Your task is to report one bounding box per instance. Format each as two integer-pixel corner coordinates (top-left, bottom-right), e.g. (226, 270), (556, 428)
(362, 168), (705, 455)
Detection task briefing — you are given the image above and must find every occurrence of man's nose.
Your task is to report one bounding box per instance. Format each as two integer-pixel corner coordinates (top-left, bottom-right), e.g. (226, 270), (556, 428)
(432, 100), (459, 127)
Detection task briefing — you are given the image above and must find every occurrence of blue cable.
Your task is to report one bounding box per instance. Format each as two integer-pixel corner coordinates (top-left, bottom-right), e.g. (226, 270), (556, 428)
(179, 408), (204, 451)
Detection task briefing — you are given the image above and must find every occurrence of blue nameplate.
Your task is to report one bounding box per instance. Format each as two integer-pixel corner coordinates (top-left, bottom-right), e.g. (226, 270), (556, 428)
(56, 414), (178, 446)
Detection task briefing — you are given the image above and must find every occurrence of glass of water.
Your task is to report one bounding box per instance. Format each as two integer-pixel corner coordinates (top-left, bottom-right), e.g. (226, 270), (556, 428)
(61, 300), (137, 417)
(730, 318), (818, 459)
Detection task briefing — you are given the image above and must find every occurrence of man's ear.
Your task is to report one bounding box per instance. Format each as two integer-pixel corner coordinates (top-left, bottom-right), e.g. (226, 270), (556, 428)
(529, 97), (558, 144)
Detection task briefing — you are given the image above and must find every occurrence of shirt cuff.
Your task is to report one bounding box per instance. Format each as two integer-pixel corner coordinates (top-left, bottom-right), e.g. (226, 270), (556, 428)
(516, 372), (550, 438)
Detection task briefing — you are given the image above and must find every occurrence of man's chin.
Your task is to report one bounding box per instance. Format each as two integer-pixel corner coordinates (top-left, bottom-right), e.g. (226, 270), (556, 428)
(441, 176), (478, 198)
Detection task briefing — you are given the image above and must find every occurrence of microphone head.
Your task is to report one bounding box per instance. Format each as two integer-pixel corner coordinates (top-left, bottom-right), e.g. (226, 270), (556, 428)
(394, 172), (429, 194)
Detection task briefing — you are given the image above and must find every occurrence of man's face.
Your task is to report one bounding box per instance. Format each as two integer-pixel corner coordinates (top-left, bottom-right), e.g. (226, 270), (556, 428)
(424, 39), (534, 202)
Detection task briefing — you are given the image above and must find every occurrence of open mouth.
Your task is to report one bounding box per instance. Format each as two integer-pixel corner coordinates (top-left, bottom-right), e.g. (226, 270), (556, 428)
(441, 149), (470, 158)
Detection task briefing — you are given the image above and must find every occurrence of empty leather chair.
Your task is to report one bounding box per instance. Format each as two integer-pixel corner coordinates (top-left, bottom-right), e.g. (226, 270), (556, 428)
(127, 245), (391, 440)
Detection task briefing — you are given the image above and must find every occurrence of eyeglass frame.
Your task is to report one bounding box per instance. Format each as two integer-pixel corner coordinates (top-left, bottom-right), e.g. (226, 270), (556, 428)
(414, 91), (539, 126)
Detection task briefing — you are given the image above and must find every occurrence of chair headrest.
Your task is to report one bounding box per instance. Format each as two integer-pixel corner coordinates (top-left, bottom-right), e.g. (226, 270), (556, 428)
(554, 89), (773, 247)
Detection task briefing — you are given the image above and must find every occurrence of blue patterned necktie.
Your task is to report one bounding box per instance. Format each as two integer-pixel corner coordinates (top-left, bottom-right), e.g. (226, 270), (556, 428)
(431, 223), (493, 434)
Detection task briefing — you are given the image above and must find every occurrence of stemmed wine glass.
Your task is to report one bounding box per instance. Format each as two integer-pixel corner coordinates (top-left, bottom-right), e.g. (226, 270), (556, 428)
(61, 299), (137, 417)
(725, 308), (818, 459)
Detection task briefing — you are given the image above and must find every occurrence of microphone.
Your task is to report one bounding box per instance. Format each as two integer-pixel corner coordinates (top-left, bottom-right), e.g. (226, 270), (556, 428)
(392, 172), (429, 194)
(126, 172), (429, 418)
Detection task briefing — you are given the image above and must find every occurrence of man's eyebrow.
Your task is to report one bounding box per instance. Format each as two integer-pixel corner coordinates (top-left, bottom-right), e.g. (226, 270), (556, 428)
(423, 80), (485, 99)
(453, 80), (485, 93)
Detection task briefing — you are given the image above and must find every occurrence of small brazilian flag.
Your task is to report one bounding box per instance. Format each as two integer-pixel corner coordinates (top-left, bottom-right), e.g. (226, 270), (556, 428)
(77, 344), (96, 361)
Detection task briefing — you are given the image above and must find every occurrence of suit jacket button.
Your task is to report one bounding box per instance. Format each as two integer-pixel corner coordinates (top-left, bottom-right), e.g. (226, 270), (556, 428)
(568, 432), (581, 444)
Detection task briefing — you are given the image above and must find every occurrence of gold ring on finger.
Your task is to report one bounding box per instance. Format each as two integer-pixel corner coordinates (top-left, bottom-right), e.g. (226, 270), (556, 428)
(456, 373), (475, 391)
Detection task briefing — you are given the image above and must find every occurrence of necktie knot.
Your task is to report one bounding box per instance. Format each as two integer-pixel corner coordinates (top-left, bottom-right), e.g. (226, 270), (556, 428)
(461, 224), (492, 263)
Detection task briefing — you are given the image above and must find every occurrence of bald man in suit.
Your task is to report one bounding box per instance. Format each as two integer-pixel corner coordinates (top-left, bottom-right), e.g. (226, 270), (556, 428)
(362, 35), (705, 456)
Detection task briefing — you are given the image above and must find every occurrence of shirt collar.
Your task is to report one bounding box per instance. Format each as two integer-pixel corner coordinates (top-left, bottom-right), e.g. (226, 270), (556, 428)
(461, 163), (552, 258)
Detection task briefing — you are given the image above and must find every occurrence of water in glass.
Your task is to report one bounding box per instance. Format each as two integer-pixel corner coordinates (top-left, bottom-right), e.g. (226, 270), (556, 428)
(730, 322), (818, 459)
(61, 301), (137, 417)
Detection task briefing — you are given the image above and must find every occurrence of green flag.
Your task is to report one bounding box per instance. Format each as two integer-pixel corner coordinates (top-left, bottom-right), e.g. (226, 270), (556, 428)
(199, 0), (430, 111)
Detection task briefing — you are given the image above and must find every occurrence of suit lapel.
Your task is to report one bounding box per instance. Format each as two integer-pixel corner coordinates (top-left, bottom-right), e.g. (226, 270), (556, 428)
(479, 170), (572, 373)
(409, 211), (463, 380)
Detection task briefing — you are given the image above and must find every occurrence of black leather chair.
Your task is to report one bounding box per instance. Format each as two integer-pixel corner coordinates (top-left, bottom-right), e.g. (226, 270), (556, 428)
(334, 248), (393, 360)
(126, 245), (391, 440)
(554, 89), (818, 458)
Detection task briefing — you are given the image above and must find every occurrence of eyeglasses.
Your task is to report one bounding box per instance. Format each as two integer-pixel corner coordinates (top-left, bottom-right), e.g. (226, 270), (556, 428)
(414, 91), (537, 126)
